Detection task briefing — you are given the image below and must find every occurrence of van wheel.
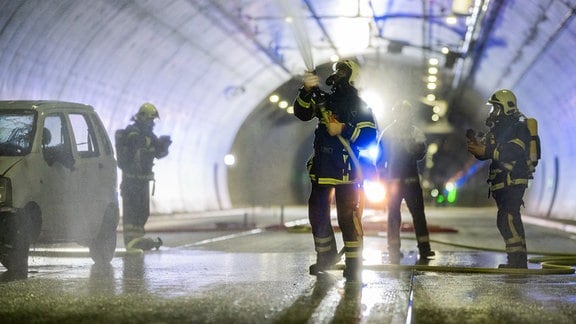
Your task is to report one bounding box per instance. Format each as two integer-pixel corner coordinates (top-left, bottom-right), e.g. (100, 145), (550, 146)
(0, 212), (31, 280)
(89, 204), (119, 264)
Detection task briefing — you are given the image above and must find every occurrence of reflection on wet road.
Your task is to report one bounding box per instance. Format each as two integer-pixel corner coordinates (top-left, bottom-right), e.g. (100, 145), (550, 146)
(1, 207), (576, 323)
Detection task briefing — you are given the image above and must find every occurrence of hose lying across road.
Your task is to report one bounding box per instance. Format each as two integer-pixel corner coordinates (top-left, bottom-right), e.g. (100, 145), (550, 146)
(286, 225), (576, 275)
(364, 236), (576, 275)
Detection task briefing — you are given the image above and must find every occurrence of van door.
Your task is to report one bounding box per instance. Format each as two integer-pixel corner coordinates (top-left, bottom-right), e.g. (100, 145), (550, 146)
(67, 112), (105, 240)
(39, 113), (78, 242)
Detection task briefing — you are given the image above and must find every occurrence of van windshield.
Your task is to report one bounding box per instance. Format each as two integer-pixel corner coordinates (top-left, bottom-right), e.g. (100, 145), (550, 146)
(0, 110), (36, 156)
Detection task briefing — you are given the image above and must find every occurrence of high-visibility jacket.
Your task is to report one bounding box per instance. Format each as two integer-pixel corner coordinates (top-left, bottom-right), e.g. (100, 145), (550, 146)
(479, 117), (532, 191)
(294, 86), (377, 185)
(119, 123), (169, 180)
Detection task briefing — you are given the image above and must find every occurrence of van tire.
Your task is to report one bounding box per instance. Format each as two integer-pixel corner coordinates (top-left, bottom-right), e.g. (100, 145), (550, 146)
(0, 211), (31, 280)
(89, 204), (119, 264)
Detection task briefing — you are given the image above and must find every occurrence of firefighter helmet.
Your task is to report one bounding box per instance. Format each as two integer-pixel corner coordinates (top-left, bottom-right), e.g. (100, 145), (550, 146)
(487, 89), (518, 115)
(329, 59), (360, 86)
(136, 102), (159, 121)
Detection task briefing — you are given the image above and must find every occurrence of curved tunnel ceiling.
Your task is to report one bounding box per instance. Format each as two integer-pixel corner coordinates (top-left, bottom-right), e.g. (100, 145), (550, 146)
(1, 0), (575, 222)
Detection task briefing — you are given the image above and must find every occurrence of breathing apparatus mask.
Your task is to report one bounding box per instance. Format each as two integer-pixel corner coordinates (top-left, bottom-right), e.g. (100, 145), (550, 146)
(325, 60), (358, 90)
(485, 89), (519, 127)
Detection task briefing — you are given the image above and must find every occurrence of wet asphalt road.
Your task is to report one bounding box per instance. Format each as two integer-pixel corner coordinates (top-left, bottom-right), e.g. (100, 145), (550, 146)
(1, 206), (576, 323)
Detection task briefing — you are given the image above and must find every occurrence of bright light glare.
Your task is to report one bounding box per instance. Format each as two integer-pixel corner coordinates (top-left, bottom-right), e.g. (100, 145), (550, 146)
(224, 154), (235, 166)
(360, 90), (384, 119)
(359, 144), (380, 163)
(333, 18), (370, 51)
(278, 100), (288, 109)
(364, 180), (386, 203)
(269, 94), (279, 103)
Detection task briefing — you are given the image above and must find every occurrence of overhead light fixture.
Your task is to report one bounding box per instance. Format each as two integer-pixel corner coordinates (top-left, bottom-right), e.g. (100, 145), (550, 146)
(269, 94), (279, 103)
(452, 0), (473, 15)
(446, 15), (458, 25)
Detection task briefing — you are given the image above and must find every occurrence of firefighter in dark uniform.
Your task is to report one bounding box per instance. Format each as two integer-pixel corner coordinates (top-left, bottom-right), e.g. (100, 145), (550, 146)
(118, 103), (171, 252)
(377, 100), (434, 264)
(467, 89), (532, 268)
(293, 60), (378, 281)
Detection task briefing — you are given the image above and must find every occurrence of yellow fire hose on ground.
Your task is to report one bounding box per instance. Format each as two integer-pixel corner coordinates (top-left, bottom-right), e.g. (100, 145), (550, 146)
(325, 236), (576, 275)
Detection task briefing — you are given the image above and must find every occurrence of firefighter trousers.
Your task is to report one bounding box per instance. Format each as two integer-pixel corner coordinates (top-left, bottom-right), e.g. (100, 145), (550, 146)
(492, 185), (527, 259)
(308, 183), (363, 269)
(121, 177), (151, 246)
(386, 179), (432, 254)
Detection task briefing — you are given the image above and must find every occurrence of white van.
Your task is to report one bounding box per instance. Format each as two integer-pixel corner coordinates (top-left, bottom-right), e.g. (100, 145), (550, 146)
(0, 100), (119, 280)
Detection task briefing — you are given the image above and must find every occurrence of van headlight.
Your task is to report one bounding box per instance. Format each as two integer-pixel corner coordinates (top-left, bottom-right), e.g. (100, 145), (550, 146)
(0, 177), (12, 206)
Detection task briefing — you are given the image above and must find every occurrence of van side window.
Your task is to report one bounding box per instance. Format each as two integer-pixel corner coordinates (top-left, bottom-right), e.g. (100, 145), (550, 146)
(43, 114), (75, 169)
(43, 115), (67, 149)
(92, 114), (113, 156)
(69, 113), (99, 158)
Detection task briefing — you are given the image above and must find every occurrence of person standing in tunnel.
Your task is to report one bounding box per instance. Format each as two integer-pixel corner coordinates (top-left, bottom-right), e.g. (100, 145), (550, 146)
(467, 89), (533, 269)
(116, 103), (172, 252)
(377, 100), (435, 264)
(293, 60), (378, 282)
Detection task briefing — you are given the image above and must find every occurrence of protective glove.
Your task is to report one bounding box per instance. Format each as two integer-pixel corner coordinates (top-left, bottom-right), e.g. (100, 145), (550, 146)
(326, 115), (344, 136)
(159, 135), (172, 147)
(467, 140), (486, 158)
(156, 135), (172, 158)
(303, 72), (319, 91)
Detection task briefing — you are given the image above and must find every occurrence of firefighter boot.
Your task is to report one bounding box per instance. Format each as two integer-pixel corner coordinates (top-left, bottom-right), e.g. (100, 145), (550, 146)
(343, 257), (362, 282)
(498, 252), (528, 269)
(126, 237), (163, 251)
(309, 250), (341, 275)
(418, 242), (435, 260)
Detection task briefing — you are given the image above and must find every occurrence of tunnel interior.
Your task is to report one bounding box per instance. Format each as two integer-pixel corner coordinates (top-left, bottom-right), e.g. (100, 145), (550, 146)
(0, 0), (575, 222)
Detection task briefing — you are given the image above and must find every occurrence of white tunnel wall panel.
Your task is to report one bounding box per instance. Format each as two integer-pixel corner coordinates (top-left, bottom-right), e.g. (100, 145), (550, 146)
(512, 12), (576, 221)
